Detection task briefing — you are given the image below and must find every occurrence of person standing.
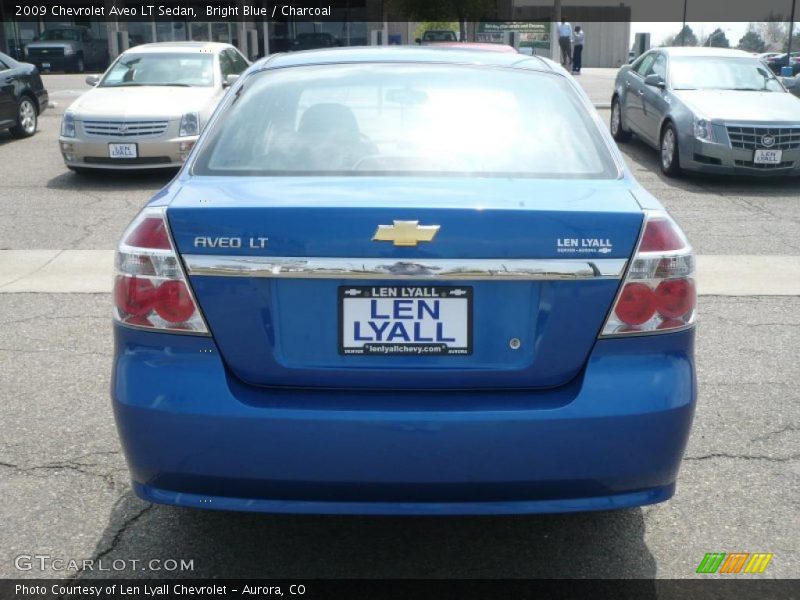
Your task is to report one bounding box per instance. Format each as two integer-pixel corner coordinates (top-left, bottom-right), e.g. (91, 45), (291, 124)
(572, 26), (585, 74)
(557, 19), (573, 69)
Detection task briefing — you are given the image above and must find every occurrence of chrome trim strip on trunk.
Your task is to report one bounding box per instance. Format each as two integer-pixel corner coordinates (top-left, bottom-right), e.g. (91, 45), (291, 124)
(183, 256), (628, 281)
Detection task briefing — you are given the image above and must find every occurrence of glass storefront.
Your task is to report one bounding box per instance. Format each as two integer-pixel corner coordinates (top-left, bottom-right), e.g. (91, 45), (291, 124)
(1, 0), (374, 67)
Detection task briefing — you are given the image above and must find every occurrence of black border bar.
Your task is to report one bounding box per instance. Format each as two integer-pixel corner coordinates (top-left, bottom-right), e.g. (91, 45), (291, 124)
(1, 0), (799, 22)
(2, 579), (800, 600)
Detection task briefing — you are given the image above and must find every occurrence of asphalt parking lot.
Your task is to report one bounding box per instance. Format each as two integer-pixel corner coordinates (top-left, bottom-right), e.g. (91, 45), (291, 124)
(0, 71), (798, 580)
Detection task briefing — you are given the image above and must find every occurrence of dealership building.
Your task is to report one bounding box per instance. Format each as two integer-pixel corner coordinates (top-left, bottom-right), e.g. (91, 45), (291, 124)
(0, 0), (630, 68)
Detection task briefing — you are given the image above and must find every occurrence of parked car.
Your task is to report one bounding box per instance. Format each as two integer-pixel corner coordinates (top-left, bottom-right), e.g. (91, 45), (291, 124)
(58, 42), (249, 172)
(291, 32), (340, 50)
(765, 52), (800, 76)
(112, 47), (697, 515)
(788, 75), (800, 99)
(24, 26), (107, 73)
(417, 30), (459, 44)
(757, 52), (783, 63)
(611, 47), (800, 176)
(0, 51), (48, 138)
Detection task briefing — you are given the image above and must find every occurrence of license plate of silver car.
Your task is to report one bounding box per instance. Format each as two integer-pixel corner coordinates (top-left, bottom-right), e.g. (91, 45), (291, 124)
(754, 149), (782, 164)
(109, 143), (138, 159)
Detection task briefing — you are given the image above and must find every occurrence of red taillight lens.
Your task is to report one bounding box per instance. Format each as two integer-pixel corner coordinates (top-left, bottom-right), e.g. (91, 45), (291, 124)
(123, 216), (171, 249)
(155, 280), (196, 323)
(615, 282), (656, 325)
(639, 217), (686, 252)
(602, 211), (695, 337)
(114, 207), (207, 334)
(114, 276), (156, 316)
(655, 278), (695, 319)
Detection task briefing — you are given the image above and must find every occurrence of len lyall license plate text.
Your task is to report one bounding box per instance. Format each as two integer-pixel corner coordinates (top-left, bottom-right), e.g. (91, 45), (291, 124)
(108, 143), (138, 159)
(339, 286), (472, 356)
(754, 149), (782, 164)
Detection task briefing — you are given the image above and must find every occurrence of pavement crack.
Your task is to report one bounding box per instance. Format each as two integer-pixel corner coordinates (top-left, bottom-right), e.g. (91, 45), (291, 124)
(0, 314), (110, 326)
(69, 502), (154, 581)
(751, 424), (800, 442)
(0, 250), (63, 290)
(684, 452), (800, 462)
(0, 347), (108, 356)
(0, 452), (125, 488)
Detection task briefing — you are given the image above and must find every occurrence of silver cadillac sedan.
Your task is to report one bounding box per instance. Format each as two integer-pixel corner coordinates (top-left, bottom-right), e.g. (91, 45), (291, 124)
(611, 47), (800, 176)
(59, 42), (249, 172)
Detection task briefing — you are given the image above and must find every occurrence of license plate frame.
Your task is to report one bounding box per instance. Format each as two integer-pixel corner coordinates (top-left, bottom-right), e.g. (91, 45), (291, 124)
(41, 62), (50, 69)
(339, 285), (473, 356)
(754, 148), (782, 164)
(108, 143), (138, 159)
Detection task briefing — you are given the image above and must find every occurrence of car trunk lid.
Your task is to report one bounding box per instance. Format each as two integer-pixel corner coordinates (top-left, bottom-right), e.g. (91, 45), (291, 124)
(167, 176), (643, 390)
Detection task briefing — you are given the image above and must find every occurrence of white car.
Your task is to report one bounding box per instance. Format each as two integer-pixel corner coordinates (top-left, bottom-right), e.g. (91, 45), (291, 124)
(59, 42), (249, 172)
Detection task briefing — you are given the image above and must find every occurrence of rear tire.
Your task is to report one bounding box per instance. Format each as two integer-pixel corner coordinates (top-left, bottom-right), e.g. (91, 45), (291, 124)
(660, 122), (682, 177)
(9, 97), (37, 138)
(610, 98), (631, 142)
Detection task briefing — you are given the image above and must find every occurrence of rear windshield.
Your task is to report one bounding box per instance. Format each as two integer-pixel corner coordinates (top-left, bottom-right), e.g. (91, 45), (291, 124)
(193, 63), (617, 178)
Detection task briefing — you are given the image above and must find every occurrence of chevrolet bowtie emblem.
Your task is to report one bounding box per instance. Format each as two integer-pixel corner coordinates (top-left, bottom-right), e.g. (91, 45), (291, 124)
(372, 220), (440, 247)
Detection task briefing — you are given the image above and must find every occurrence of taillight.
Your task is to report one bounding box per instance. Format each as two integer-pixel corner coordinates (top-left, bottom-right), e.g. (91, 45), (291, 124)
(114, 207), (208, 334)
(601, 211), (695, 336)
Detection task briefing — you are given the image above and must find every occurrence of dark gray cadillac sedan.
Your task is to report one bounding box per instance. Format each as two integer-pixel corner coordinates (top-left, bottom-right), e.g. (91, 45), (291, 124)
(611, 47), (800, 177)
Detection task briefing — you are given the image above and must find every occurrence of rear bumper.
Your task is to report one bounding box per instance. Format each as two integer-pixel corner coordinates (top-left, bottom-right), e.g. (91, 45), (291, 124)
(112, 325), (697, 515)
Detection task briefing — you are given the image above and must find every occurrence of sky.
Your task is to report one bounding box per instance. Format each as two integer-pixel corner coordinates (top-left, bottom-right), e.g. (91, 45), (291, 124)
(630, 22), (751, 46)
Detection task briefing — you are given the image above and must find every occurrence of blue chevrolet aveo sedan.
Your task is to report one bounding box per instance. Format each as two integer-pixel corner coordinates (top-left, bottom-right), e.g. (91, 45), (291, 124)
(112, 47), (697, 515)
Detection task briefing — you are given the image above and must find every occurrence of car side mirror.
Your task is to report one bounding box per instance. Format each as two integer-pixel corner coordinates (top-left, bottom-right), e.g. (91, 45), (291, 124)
(644, 74), (665, 89)
(223, 74), (239, 88)
(415, 38), (422, 44)
(781, 76), (797, 89)
(85, 74), (99, 86)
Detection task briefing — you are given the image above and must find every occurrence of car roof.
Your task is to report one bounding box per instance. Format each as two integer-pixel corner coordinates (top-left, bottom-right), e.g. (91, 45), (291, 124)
(125, 42), (232, 54)
(257, 46), (550, 72)
(658, 47), (754, 58)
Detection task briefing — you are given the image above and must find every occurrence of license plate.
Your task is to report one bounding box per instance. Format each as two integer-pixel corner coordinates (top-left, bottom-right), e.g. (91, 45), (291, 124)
(754, 149), (782, 164)
(108, 143), (138, 159)
(41, 62), (50, 69)
(339, 286), (472, 356)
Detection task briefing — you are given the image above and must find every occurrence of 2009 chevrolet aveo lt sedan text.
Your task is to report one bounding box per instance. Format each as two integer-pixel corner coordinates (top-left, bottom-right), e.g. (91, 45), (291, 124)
(112, 48), (697, 515)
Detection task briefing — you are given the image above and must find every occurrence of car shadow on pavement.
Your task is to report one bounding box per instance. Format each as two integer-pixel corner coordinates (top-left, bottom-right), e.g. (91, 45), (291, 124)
(82, 490), (658, 579)
(45, 169), (178, 192)
(618, 136), (800, 194)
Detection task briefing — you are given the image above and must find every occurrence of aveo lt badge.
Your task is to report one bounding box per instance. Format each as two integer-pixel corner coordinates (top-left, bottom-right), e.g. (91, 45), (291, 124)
(372, 220), (440, 247)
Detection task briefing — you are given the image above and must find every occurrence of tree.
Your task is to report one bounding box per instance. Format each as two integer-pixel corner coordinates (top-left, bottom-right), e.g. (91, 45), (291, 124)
(755, 18), (789, 50)
(663, 25), (698, 47)
(783, 32), (800, 52)
(705, 28), (730, 48)
(738, 30), (766, 52)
